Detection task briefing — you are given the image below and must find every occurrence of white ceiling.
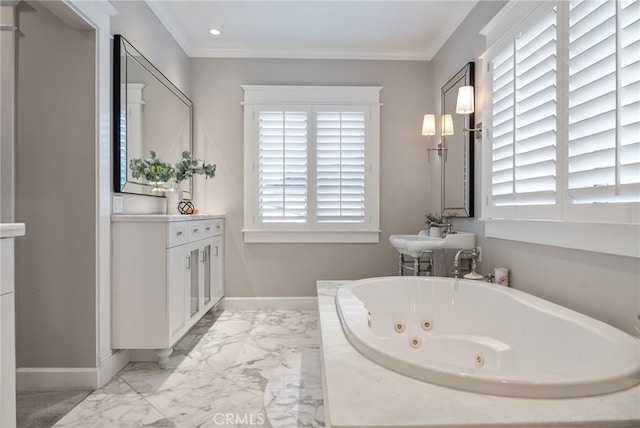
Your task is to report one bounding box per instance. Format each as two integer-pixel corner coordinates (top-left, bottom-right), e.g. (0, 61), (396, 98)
(145, 0), (479, 60)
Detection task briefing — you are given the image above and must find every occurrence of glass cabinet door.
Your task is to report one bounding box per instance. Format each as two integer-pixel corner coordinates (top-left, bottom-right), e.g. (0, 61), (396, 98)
(203, 244), (211, 305)
(190, 248), (199, 317)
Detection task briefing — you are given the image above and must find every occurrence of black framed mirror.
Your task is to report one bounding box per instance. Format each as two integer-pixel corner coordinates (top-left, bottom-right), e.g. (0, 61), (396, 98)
(113, 34), (193, 198)
(441, 62), (474, 217)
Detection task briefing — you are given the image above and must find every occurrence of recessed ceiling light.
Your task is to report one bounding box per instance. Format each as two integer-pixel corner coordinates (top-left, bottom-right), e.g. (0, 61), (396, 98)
(209, 28), (221, 36)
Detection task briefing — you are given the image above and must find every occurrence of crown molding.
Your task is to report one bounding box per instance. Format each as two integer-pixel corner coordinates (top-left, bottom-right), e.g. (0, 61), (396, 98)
(145, 0), (194, 57)
(426, 0), (479, 59)
(191, 47), (430, 61)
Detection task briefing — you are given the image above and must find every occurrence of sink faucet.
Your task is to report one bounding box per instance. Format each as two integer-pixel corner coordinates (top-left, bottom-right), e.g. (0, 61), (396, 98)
(453, 248), (477, 278)
(442, 220), (454, 238)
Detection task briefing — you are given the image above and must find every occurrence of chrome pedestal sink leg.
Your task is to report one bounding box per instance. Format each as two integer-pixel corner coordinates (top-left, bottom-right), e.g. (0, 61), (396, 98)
(414, 257), (420, 276)
(399, 254), (404, 276)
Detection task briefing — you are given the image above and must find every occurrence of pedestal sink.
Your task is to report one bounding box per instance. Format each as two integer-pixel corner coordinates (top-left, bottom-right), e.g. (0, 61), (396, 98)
(389, 230), (476, 257)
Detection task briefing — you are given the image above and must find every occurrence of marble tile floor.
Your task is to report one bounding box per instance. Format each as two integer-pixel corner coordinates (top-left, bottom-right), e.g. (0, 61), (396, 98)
(53, 309), (324, 428)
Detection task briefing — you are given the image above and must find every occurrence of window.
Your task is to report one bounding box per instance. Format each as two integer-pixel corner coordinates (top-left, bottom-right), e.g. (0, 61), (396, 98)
(242, 86), (381, 243)
(483, 0), (639, 224)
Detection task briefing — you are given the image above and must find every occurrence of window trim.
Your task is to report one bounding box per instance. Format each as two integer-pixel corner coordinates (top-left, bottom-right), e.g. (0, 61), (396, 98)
(241, 85), (382, 244)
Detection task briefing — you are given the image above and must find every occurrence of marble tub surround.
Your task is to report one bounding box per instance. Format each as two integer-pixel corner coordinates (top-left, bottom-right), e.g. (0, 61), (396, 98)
(53, 309), (322, 427)
(318, 282), (640, 428)
(264, 350), (324, 427)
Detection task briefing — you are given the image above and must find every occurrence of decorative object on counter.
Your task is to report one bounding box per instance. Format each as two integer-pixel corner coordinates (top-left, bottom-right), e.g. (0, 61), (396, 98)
(463, 255), (484, 280)
(495, 268), (509, 286)
(165, 183), (183, 215)
(425, 212), (452, 237)
(129, 150), (216, 214)
(178, 200), (195, 215)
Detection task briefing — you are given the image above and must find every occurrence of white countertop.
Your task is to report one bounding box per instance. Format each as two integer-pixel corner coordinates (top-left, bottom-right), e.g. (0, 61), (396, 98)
(0, 223), (25, 238)
(111, 214), (224, 222)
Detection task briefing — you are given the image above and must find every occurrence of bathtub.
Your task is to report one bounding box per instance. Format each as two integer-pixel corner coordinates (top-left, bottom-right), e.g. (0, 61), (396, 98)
(335, 276), (640, 398)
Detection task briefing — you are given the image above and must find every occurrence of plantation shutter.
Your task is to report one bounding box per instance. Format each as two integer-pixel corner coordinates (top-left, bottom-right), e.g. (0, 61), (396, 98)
(491, 7), (557, 206)
(513, 7), (558, 205)
(491, 43), (516, 204)
(567, 0), (640, 204)
(258, 111), (308, 223)
(316, 111), (367, 223)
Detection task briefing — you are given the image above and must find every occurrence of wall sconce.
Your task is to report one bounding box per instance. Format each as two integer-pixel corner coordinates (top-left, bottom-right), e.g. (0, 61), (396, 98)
(441, 114), (454, 136)
(423, 114), (445, 162)
(456, 85), (482, 137)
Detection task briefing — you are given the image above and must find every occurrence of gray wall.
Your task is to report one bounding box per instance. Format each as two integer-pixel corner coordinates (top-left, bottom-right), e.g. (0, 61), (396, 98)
(192, 58), (432, 297)
(430, 1), (639, 335)
(15, 1), (96, 367)
(110, 1), (190, 96)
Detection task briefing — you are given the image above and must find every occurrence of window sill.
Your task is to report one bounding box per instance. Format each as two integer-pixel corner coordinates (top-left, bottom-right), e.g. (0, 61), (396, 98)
(243, 229), (380, 244)
(481, 219), (640, 258)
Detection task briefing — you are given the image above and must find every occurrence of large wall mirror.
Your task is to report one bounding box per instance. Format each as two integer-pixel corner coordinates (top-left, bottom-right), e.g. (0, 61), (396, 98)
(113, 35), (193, 198)
(441, 62), (474, 217)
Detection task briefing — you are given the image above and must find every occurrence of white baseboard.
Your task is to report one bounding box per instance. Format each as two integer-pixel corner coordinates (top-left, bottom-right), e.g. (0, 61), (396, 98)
(97, 349), (129, 388)
(17, 349), (130, 391)
(219, 296), (318, 310)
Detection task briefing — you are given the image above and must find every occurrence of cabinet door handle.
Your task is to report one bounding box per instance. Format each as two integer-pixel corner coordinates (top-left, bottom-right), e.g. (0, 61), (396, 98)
(205, 226), (211, 232)
(213, 246), (219, 257)
(200, 251), (207, 263)
(185, 256), (191, 270)
(216, 224), (221, 230)
(176, 231), (183, 236)
(193, 228), (199, 233)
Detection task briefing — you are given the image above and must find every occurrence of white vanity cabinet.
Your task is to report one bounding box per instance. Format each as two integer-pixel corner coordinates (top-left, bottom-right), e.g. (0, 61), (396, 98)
(112, 215), (224, 367)
(1, 223), (26, 428)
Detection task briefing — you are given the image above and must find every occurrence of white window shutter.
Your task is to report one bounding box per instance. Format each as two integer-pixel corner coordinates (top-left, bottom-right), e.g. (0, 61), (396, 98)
(316, 111), (367, 223)
(619, 0), (640, 198)
(258, 111), (308, 223)
(491, 43), (516, 205)
(514, 7), (558, 206)
(567, 0), (640, 203)
(490, 7), (558, 207)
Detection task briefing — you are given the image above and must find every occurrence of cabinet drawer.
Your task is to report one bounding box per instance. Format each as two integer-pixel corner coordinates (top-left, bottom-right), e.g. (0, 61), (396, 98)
(202, 219), (223, 238)
(188, 220), (206, 241)
(167, 222), (188, 248)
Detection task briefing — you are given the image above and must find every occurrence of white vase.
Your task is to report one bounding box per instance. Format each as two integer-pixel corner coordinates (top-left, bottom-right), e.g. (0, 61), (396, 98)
(165, 186), (183, 215)
(429, 226), (442, 237)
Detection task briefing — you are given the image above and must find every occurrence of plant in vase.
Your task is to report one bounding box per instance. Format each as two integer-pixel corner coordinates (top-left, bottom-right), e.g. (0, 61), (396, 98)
(425, 212), (450, 237)
(169, 151), (217, 214)
(129, 150), (217, 214)
(173, 150), (216, 184)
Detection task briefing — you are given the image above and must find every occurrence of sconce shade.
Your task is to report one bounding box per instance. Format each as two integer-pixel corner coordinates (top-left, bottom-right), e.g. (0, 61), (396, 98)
(456, 85), (475, 114)
(422, 114), (436, 136)
(442, 114), (454, 136)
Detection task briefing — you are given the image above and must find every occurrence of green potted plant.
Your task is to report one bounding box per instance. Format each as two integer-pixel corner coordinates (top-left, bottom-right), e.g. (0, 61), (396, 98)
(172, 150), (216, 184)
(129, 150), (217, 214)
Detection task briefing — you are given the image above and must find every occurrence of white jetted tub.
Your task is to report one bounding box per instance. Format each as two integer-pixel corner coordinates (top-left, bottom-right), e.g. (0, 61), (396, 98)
(335, 277), (640, 398)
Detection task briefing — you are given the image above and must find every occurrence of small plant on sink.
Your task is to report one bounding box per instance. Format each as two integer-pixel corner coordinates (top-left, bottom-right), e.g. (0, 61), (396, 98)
(425, 212), (446, 227)
(425, 212), (446, 237)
